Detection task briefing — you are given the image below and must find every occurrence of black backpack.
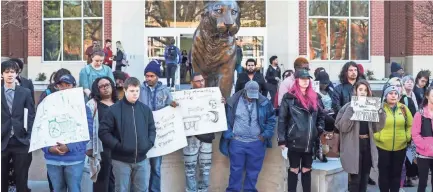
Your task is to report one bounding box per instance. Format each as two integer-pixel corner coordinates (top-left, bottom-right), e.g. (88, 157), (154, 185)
(167, 46), (178, 60)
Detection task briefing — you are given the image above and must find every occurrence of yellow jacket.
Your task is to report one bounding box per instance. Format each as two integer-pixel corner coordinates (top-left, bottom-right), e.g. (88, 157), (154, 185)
(374, 103), (412, 151)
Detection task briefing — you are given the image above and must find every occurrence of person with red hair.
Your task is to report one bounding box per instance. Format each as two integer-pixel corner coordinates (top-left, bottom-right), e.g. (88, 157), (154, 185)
(278, 69), (325, 192)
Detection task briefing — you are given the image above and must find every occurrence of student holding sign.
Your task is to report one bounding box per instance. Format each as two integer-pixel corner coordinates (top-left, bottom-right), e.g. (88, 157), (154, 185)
(335, 80), (386, 192)
(411, 87), (433, 192)
(374, 85), (413, 192)
(139, 60), (177, 192)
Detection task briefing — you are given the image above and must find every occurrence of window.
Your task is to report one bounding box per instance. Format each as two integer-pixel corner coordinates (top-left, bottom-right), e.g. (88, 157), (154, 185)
(147, 36), (175, 78)
(308, 0), (369, 61)
(145, 0), (266, 28)
(43, 0), (104, 61)
(237, 36), (265, 69)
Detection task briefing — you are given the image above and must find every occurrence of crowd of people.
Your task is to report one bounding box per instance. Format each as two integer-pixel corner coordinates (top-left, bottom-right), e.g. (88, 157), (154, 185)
(1, 51), (433, 192)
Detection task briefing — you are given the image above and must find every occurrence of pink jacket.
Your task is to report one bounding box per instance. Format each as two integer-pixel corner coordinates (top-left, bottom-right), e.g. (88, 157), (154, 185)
(277, 75), (295, 106)
(412, 106), (433, 157)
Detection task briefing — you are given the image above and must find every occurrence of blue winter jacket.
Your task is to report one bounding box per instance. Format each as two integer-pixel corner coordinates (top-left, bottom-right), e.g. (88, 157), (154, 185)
(139, 81), (173, 111)
(219, 90), (276, 156)
(164, 45), (181, 65)
(42, 106), (93, 162)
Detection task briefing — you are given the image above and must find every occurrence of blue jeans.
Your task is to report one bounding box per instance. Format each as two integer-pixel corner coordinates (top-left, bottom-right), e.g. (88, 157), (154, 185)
(149, 156), (162, 192)
(112, 159), (149, 192)
(227, 140), (266, 192)
(166, 63), (177, 88)
(46, 162), (85, 192)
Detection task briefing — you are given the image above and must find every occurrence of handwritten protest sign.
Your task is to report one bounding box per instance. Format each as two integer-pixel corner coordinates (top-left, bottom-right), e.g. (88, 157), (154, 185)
(146, 106), (187, 158)
(29, 88), (89, 152)
(172, 87), (228, 136)
(313, 81), (320, 93)
(350, 96), (382, 122)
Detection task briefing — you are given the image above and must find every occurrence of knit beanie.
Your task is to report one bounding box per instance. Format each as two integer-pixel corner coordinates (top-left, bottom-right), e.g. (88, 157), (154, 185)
(145, 60), (161, 77)
(384, 86), (400, 98)
(391, 62), (403, 73)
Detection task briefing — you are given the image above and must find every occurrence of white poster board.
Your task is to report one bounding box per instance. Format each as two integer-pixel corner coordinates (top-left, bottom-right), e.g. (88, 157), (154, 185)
(146, 106), (187, 158)
(172, 87), (228, 136)
(29, 88), (90, 152)
(350, 96), (382, 122)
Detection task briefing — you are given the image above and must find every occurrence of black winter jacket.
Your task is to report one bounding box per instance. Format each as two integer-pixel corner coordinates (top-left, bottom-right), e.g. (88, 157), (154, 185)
(265, 65), (281, 85)
(99, 98), (156, 163)
(235, 72), (267, 94)
(332, 83), (354, 112)
(278, 93), (325, 153)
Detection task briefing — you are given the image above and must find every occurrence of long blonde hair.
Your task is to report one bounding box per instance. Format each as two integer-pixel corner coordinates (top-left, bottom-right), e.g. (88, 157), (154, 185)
(116, 41), (125, 53)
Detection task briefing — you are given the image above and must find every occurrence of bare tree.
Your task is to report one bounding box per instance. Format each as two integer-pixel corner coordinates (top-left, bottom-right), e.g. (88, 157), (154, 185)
(1, 1), (28, 30)
(414, 1), (433, 39)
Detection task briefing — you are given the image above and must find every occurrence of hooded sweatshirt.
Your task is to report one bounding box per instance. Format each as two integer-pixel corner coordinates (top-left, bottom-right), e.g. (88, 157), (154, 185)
(139, 81), (173, 111)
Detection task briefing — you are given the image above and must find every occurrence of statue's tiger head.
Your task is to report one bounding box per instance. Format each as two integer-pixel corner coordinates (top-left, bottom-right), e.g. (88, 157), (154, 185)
(201, 0), (241, 40)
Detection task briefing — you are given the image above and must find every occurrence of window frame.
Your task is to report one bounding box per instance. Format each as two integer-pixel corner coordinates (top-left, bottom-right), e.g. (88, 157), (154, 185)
(42, 0), (105, 63)
(306, 0), (371, 63)
(145, 0), (266, 28)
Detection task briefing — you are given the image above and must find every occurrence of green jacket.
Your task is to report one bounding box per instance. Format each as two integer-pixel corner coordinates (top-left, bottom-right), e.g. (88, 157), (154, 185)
(374, 103), (412, 151)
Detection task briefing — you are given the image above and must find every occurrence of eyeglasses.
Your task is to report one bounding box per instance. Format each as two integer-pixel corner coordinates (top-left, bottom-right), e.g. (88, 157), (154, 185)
(98, 83), (111, 89)
(193, 79), (205, 83)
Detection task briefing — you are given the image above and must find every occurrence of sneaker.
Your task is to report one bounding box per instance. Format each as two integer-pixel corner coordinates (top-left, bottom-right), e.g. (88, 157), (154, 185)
(399, 188), (405, 192)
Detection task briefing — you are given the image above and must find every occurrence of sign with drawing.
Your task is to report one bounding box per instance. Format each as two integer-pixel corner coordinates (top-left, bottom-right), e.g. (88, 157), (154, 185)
(146, 106), (187, 158)
(172, 87), (228, 136)
(350, 96), (382, 122)
(29, 88), (90, 152)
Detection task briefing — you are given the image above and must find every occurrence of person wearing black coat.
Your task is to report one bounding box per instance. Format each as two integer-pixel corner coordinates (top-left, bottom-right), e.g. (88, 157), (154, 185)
(235, 59), (266, 95)
(277, 69), (325, 192)
(98, 77), (156, 191)
(265, 56), (281, 104)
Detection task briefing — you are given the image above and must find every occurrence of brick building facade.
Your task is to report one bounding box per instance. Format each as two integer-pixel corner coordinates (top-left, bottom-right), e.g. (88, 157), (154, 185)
(1, 0), (433, 81)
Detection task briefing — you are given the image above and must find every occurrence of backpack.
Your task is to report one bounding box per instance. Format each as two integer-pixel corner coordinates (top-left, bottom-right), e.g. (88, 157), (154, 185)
(167, 46), (178, 61)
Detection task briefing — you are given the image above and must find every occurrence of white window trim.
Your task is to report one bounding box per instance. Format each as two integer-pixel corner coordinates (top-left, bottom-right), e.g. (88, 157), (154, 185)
(306, 0), (371, 63)
(42, 0), (105, 63)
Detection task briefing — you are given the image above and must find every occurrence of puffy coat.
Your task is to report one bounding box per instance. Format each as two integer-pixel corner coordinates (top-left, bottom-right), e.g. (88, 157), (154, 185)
(374, 103), (412, 151)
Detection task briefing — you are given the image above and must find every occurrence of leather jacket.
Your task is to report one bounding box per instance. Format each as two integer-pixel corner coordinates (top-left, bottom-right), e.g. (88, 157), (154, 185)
(278, 93), (325, 153)
(332, 83), (354, 112)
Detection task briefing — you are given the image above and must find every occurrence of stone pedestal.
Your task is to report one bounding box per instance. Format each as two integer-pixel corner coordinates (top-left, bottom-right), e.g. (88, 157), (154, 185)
(296, 158), (348, 192)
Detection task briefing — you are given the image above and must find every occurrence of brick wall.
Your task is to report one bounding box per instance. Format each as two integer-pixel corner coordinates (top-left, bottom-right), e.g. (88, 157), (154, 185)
(370, 1), (385, 56)
(27, 0), (42, 57)
(385, 1), (406, 59)
(299, 1), (385, 58)
(298, 1), (307, 56)
(407, 1), (433, 55)
(1, 1), (27, 58)
(104, 0), (112, 41)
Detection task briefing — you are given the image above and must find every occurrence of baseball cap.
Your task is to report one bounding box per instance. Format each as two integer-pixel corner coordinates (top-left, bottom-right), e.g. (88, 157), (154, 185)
(295, 69), (313, 79)
(315, 71), (330, 85)
(56, 74), (76, 86)
(245, 81), (259, 99)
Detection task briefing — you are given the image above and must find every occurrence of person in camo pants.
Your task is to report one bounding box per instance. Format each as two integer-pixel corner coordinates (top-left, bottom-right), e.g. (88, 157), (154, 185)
(183, 73), (225, 192)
